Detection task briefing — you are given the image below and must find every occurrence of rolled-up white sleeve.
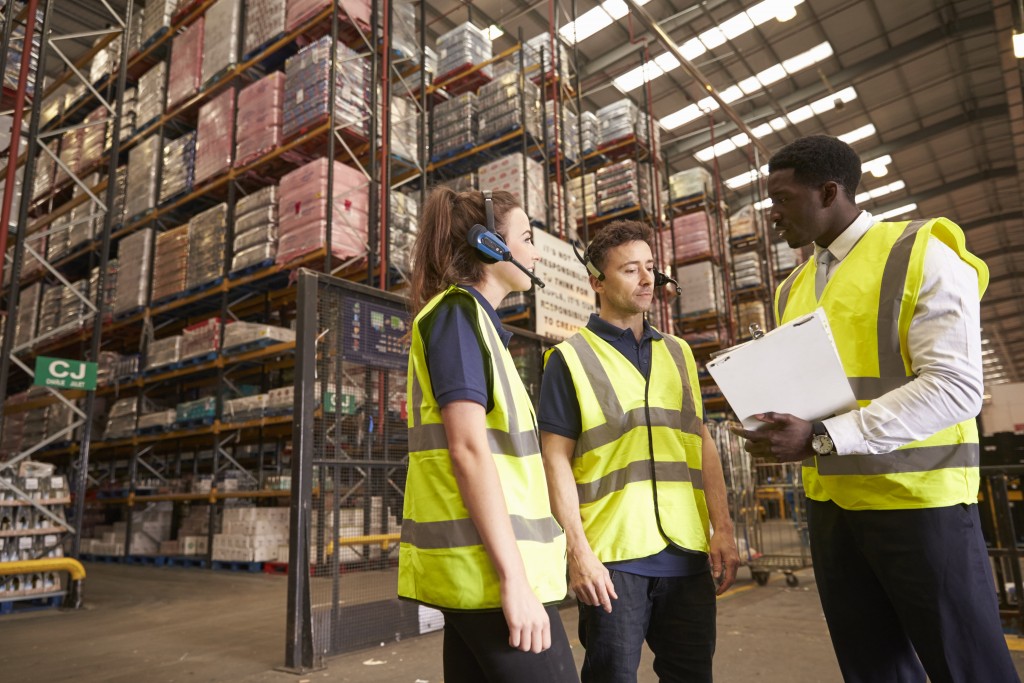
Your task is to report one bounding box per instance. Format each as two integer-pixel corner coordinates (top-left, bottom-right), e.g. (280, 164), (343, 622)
(823, 237), (984, 455)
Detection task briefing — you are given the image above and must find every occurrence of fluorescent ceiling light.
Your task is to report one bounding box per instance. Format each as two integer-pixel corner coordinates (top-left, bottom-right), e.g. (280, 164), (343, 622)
(691, 89), (860, 160)
(862, 154), (892, 178)
(560, 0), (652, 45)
(486, 25), (504, 40)
(656, 42), (833, 126)
(876, 203), (917, 220)
(748, 0), (806, 26)
(855, 180), (905, 204)
(838, 124), (876, 145)
(1015, 31), (1024, 59)
(774, 1), (798, 22)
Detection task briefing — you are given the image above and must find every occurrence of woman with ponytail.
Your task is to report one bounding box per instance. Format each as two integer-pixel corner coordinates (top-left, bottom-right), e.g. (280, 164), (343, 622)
(398, 188), (577, 682)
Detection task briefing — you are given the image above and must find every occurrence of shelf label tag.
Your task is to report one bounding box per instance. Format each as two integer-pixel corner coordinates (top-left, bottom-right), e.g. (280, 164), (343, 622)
(34, 357), (98, 390)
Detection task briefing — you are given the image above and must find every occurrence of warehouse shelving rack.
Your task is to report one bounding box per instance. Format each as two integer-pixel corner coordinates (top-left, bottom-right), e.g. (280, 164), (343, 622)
(0, 0), (414, 568)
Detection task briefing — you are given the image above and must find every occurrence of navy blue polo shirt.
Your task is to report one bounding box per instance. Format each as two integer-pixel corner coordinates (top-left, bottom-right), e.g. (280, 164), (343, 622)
(426, 286), (511, 410)
(539, 313), (709, 577)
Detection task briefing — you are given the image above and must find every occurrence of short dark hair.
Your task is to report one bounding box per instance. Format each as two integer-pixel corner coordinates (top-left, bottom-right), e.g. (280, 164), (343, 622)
(768, 135), (862, 202)
(586, 220), (655, 275)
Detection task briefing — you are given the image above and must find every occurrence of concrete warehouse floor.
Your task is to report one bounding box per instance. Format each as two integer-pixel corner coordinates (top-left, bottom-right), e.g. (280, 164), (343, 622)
(1, 563), (1023, 682)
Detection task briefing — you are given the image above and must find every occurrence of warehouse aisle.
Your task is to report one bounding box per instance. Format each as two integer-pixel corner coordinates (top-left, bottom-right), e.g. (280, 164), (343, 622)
(2, 563), (1022, 682)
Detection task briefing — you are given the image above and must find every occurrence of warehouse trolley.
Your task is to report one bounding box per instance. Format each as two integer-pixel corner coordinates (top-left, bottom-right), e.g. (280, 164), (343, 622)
(745, 461), (811, 587)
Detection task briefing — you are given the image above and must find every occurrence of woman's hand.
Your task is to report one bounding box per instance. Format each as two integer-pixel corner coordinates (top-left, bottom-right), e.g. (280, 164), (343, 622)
(501, 579), (552, 653)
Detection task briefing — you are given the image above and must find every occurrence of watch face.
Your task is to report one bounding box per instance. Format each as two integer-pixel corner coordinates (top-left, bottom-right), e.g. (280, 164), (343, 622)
(812, 434), (834, 455)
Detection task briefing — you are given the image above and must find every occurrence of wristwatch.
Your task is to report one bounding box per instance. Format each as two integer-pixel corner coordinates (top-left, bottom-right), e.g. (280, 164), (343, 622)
(811, 421), (836, 456)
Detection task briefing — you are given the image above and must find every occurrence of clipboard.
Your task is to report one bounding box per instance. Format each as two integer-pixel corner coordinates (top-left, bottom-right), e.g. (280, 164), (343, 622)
(706, 309), (858, 430)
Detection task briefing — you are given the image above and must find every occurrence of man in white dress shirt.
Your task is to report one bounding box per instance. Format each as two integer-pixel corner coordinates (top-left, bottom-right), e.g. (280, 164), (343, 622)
(732, 135), (1018, 683)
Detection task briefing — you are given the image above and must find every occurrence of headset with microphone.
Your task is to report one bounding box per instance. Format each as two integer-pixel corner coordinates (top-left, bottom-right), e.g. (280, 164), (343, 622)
(571, 239), (680, 296)
(466, 190), (546, 289)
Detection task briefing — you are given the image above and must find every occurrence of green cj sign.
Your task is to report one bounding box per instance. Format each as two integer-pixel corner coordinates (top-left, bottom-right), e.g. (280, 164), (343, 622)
(34, 356), (98, 390)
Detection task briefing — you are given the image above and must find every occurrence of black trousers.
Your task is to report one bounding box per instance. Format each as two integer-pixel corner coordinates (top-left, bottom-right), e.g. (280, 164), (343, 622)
(808, 499), (1019, 683)
(442, 605), (579, 683)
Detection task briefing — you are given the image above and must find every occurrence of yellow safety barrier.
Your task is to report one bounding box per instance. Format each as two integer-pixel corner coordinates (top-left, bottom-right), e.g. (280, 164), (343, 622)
(324, 533), (400, 558)
(0, 557), (87, 609)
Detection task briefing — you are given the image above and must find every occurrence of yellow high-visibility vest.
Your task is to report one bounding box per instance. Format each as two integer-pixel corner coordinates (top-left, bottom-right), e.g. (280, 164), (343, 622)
(775, 218), (987, 510)
(398, 286), (566, 610)
(548, 327), (710, 562)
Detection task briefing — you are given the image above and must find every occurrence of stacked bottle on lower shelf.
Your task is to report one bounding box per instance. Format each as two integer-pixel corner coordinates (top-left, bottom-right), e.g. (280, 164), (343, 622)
(0, 465), (70, 602)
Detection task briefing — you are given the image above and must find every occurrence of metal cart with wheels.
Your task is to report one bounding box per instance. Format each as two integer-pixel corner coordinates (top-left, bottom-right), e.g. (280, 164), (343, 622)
(746, 461), (812, 587)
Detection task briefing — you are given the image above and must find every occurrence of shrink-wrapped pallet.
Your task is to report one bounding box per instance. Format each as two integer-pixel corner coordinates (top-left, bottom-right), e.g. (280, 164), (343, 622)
(676, 261), (722, 317)
(731, 251), (764, 290)
(125, 135), (160, 220)
(235, 71), (283, 167)
(146, 335), (183, 371)
(113, 228), (153, 315)
(159, 131), (196, 203)
(142, 0), (175, 46)
(181, 317), (222, 360)
(186, 203), (226, 288)
(37, 284), (62, 338)
(79, 106), (107, 172)
(431, 92), (477, 161)
(166, 17), (203, 109)
(46, 214), (70, 262)
(201, 0), (241, 86)
(151, 225), (189, 303)
(275, 158), (368, 265)
(13, 282), (41, 351)
(729, 204), (757, 241)
(668, 168), (712, 200)
(737, 301), (768, 340)
(243, 0), (287, 58)
(194, 88), (234, 183)
(282, 36), (369, 139)
(222, 321), (294, 350)
(670, 211), (716, 263)
(286, 0), (370, 32)
(436, 21), (491, 81)
(135, 60), (166, 130)
(478, 153), (546, 224)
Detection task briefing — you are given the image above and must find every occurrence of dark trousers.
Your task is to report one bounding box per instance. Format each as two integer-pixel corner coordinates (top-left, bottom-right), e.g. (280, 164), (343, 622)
(442, 605), (579, 683)
(578, 569), (716, 683)
(808, 499), (1019, 683)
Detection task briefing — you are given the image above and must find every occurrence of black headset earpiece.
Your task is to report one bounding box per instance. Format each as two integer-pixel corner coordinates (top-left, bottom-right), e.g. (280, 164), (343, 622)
(571, 240), (605, 281)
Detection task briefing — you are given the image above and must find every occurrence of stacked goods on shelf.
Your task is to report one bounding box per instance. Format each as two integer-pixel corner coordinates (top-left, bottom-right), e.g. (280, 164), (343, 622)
(595, 158), (652, 215)
(430, 92), (476, 161)
(110, 165), (129, 227)
(82, 502), (173, 556)
(729, 204), (757, 242)
(68, 175), (100, 252)
(176, 507), (210, 555)
(20, 229), (47, 281)
(275, 158), (369, 265)
(0, 134), (25, 226)
(478, 153), (546, 225)
(580, 111), (599, 154)
(596, 99), (643, 146)
(97, 351), (140, 386)
(223, 321), (294, 351)
(523, 32), (570, 81)
(476, 71), (542, 142)
(104, 398), (139, 439)
(44, 400), (77, 443)
(146, 334), (182, 371)
(137, 409), (177, 432)
(568, 172), (597, 221)
(0, 470), (69, 598)
(235, 71), (284, 167)
(79, 107), (107, 171)
(232, 185), (279, 272)
(166, 16), (203, 109)
(159, 131), (197, 203)
(125, 135), (161, 220)
(286, 0), (370, 32)
(389, 192), (418, 274)
(223, 393), (266, 422)
(142, 0), (176, 47)
(114, 87), (138, 144)
(1, 2), (42, 96)
(772, 241), (801, 273)
(737, 300), (768, 339)
(95, 262), (117, 324)
(180, 317), (222, 360)
(731, 251), (764, 290)
(31, 141), (56, 200)
(186, 203), (227, 288)
(311, 498), (397, 562)
(213, 506), (289, 562)
(669, 211), (718, 263)
(57, 279), (89, 332)
(436, 22), (491, 82)
(13, 282), (40, 350)
(151, 225), (189, 303)
(282, 36), (370, 139)
(391, 0), (419, 61)
(125, 8), (144, 57)
(243, 0), (287, 57)
(390, 96), (420, 164)
(113, 228), (153, 316)
(201, 0), (241, 86)
(669, 167), (712, 201)
(37, 284), (62, 338)
(544, 99), (579, 163)
(175, 396), (217, 425)
(265, 385), (293, 415)
(677, 261), (723, 317)
(194, 89), (235, 184)
(135, 61), (166, 130)
(88, 33), (120, 85)
(47, 214), (70, 263)
(57, 127), (83, 185)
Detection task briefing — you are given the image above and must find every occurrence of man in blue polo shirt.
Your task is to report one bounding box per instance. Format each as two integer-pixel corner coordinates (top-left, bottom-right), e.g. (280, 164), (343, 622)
(539, 220), (738, 683)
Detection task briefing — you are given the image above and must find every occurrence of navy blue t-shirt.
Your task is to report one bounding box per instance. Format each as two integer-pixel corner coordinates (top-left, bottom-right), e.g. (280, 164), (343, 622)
(539, 313), (709, 577)
(425, 286), (511, 410)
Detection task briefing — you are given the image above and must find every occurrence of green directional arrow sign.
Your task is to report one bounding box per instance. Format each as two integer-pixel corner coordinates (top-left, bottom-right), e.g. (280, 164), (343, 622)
(34, 356), (98, 390)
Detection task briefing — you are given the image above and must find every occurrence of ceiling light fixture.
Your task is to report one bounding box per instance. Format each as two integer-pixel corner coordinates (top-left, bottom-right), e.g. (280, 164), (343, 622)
(773, 0), (798, 22)
(1015, 31), (1024, 59)
(875, 203), (917, 220)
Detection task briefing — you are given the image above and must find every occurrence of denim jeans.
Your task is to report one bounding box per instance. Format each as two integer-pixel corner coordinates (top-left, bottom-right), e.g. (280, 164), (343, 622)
(578, 569), (716, 683)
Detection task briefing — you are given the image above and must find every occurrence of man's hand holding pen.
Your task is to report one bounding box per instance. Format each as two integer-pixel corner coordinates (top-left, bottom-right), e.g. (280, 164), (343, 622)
(729, 412), (814, 463)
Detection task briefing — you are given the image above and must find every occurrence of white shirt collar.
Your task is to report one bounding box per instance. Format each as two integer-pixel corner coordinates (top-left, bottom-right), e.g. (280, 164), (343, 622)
(814, 211), (874, 262)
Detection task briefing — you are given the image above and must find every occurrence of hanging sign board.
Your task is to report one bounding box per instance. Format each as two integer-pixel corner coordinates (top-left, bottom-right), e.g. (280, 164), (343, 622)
(533, 229), (596, 341)
(34, 356), (98, 390)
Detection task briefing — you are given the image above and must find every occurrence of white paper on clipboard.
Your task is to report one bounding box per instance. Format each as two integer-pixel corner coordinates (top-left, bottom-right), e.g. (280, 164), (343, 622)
(706, 309), (859, 430)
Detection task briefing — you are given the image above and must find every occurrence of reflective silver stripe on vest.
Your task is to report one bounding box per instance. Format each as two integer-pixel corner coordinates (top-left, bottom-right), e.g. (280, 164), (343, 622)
(400, 514), (563, 549)
(661, 336), (703, 433)
(776, 260), (809, 320)
(478, 312), (523, 436)
(577, 406), (698, 454)
(816, 442), (979, 476)
(408, 422), (540, 456)
(566, 334), (625, 418)
(847, 375), (914, 402)
(576, 459), (702, 505)
(876, 220), (927, 378)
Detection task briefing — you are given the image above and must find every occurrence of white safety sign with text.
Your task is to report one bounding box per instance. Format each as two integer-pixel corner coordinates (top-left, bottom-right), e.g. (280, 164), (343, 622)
(533, 229), (595, 341)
